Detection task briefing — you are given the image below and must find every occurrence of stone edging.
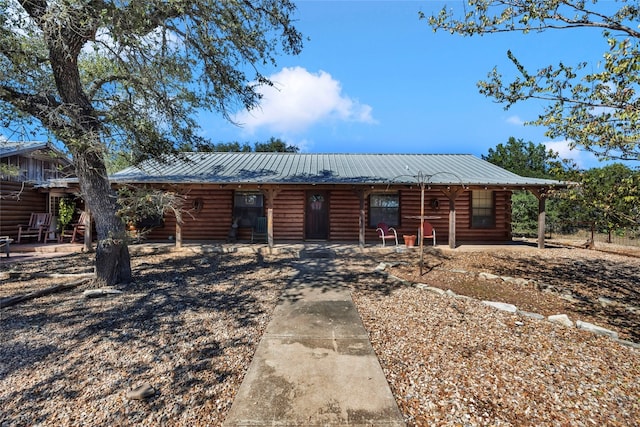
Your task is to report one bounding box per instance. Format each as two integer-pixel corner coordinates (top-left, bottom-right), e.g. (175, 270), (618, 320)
(373, 262), (640, 350)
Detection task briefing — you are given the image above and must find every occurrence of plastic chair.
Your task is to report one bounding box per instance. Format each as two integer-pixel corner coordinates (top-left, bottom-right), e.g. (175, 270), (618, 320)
(376, 222), (398, 246)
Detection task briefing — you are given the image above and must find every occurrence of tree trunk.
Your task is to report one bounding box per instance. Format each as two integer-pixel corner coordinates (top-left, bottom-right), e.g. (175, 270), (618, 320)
(45, 25), (133, 286)
(74, 146), (132, 286)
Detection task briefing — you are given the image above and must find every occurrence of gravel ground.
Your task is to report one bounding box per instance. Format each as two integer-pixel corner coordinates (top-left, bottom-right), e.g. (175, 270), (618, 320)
(1, 244), (639, 426)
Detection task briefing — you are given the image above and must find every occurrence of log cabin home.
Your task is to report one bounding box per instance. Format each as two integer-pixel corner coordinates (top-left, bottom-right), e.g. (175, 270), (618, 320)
(0, 141), (75, 239)
(102, 152), (566, 249)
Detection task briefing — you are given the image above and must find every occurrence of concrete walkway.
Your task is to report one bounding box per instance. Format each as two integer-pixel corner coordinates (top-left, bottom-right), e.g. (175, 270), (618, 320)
(223, 251), (405, 426)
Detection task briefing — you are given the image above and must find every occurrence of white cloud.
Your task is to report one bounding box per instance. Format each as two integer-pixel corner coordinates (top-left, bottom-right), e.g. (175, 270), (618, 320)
(543, 139), (597, 169)
(506, 115), (525, 126)
(233, 67), (375, 134)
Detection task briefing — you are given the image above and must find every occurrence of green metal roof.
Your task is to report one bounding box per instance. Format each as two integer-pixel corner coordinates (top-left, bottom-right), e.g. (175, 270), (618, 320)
(110, 152), (564, 187)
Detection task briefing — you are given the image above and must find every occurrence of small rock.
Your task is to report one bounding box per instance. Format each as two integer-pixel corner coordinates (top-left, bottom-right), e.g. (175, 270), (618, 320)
(388, 274), (410, 285)
(560, 293), (580, 303)
(126, 383), (155, 400)
(615, 339), (640, 349)
(374, 262), (387, 272)
(479, 272), (500, 281)
(416, 284), (445, 295)
(517, 310), (545, 320)
(515, 321), (524, 326)
(482, 301), (517, 313)
(450, 269), (467, 274)
(548, 314), (574, 328)
(576, 320), (619, 339)
(598, 297), (616, 307)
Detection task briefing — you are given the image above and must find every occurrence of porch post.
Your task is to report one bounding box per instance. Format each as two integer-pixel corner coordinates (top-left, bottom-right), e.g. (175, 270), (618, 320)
(358, 190), (366, 248)
(531, 188), (547, 249)
(267, 208), (274, 248)
(538, 197), (546, 249)
(442, 187), (462, 249)
(527, 188), (547, 249)
(448, 199), (456, 249)
(263, 187), (279, 250)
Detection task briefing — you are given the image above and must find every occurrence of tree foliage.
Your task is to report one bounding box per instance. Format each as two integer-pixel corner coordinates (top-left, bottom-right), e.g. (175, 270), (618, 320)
(482, 136), (571, 178)
(485, 137), (639, 237)
(558, 163), (640, 232)
(0, 0), (303, 284)
(483, 137), (569, 236)
(255, 137), (299, 153)
(116, 185), (186, 239)
(424, 0), (640, 161)
(177, 137), (299, 154)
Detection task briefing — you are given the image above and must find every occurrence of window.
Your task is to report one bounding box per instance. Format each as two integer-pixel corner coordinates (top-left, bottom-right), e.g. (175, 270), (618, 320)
(369, 193), (399, 227)
(233, 192), (264, 228)
(471, 190), (495, 228)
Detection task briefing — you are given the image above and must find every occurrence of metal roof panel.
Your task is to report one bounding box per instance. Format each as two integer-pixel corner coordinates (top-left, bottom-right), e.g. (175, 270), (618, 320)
(110, 152), (565, 187)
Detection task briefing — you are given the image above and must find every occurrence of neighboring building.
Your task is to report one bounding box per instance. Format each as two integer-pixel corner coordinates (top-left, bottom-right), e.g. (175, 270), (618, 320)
(0, 141), (74, 239)
(105, 152), (565, 248)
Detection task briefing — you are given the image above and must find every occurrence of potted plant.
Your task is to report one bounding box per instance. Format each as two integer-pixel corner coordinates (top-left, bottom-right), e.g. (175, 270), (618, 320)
(57, 198), (76, 241)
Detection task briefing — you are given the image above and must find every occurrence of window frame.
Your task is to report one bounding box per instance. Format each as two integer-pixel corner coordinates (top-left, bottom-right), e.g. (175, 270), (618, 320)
(470, 190), (496, 228)
(368, 192), (400, 228)
(233, 191), (264, 228)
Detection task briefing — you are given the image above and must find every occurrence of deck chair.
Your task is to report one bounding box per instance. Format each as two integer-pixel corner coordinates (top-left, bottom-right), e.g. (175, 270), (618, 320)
(376, 222), (398, 246)
(60, 211), (88, 243)
(17, 213), (52, 243)
(419, 222), (436, 246)
(251, 216), (268, 243)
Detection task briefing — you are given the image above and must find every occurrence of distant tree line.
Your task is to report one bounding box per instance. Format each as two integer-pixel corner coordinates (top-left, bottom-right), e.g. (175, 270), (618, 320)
(108, 137), (299, 173)
(484, 137), (639, 240)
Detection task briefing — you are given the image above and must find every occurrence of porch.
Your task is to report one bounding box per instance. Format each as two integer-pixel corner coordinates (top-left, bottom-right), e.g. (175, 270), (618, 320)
(1, 239), (543, 265)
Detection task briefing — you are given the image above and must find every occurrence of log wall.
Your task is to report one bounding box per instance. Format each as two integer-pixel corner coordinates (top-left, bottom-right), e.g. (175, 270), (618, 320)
(272, 189), (305, 240)
(0, 181), (48, 239)
(143, 185), (513, 244)
(329, 189), (361, 241)
(145, 187), (234, 241)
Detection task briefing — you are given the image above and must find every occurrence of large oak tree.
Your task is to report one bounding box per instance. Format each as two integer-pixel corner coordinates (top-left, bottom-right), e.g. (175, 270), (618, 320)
(0, 0), (302, 285)
(424, 0), (640, 162)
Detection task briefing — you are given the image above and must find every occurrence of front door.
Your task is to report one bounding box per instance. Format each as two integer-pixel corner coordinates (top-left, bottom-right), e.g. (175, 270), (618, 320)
(305, 191), (329, 240)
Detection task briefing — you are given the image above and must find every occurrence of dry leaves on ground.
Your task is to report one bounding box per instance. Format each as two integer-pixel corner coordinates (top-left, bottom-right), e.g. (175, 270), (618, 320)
(1, 244), (639, 426)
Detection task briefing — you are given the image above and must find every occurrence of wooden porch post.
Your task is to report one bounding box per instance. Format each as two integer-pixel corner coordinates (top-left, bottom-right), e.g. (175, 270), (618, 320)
(263, 187), (280, 250)
(358, 190), (366, 248)
(442, 187), (462, 249)
(267, 208), (273, 249)
(355, 188), (372, 249)
(530, 188), (547, 249)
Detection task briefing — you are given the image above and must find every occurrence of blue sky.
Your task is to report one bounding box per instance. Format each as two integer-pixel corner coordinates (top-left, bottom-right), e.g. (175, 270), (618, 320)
(201, 0), (613, 169)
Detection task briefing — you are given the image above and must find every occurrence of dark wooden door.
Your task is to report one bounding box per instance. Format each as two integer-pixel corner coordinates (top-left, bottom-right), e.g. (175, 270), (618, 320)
(305, 191), (329, 240)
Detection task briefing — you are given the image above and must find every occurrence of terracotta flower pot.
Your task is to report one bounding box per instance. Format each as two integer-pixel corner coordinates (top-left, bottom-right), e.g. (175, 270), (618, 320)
(403, 234), (416, 247)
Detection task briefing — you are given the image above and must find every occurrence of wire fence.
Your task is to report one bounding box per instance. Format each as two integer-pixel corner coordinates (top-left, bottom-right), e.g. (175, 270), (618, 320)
(512, 222), (640, 248)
